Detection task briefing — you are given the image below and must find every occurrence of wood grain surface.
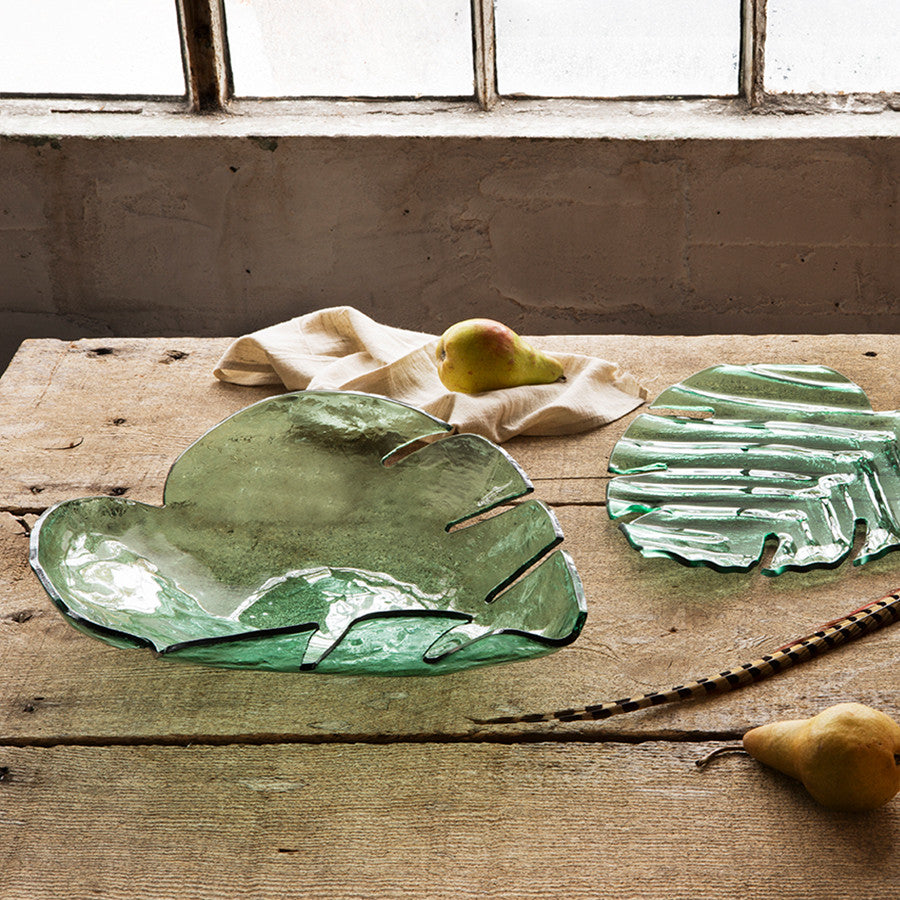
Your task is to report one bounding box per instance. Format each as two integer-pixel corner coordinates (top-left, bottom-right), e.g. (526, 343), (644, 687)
(2, 334), (896, 509)
(1, 741), (897, 900)
(1, 335), (898, 899)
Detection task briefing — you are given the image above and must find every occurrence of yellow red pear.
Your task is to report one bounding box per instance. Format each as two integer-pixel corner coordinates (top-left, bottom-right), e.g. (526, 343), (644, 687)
(435, 318), (564, 394)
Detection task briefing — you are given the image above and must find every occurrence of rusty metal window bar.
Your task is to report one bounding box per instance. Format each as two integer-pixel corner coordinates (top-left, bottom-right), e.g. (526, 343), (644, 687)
(472, 0), (498, 109)
(742, 0), (766, 106)
(179, 0), (231, 111)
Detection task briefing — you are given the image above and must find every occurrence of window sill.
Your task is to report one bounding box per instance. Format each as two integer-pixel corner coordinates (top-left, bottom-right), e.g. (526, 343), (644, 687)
(2, 96), (900, 141)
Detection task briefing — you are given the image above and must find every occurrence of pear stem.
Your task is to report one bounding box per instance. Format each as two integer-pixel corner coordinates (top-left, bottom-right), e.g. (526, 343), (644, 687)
(695, 745), (748, 768)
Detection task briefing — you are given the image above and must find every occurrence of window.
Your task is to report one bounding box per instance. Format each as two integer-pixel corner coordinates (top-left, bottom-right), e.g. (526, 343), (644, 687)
(0, 0), (184, 97)
(765, 0), (900, 94)
(0, 0), (898, 114)
(494, 0), (740, 98)
(224, 0), (474, 98)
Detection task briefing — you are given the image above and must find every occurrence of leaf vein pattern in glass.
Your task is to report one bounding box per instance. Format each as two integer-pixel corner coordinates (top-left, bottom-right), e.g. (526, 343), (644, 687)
(31, 391), (585, 674)
(607, 364), (900, 575)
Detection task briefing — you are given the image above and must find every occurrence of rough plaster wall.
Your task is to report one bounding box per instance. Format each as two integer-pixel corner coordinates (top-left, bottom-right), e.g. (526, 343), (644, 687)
(1, 134), (898, 374)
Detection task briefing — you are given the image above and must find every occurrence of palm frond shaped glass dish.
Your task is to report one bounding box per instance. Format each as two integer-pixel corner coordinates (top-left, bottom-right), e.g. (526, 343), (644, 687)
(30, 391), (586, 675)
(607, 364), (900, 575)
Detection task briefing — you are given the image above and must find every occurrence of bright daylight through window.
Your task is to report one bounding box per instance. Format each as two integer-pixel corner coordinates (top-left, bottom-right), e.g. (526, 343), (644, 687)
(224, 0), (474, 98)
(0, 0), (184, 96)
(765, 0), (900, 94)
(494, 0), (739, 98)
(0, 0), (898, 107)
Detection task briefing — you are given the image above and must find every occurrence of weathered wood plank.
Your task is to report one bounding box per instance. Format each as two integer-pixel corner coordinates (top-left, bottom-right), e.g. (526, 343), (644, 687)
(0, 741), (896, 900)
(4, 501), (897, 743)
(3, 334), (898, 509)
(3, 335), (898, 900)
(0, 338), (281, 510)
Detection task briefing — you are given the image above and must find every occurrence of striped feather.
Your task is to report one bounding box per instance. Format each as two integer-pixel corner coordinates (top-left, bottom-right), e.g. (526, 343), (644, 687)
(472, 590), (900, 725)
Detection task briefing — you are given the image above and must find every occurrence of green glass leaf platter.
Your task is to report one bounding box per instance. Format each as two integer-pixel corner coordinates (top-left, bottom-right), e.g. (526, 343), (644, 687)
(607, 364), (900, 575)
(30, 390), (586, 675)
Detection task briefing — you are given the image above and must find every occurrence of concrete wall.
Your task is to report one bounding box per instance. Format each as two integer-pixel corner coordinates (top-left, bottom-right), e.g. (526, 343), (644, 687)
(2, 134), (898, 373)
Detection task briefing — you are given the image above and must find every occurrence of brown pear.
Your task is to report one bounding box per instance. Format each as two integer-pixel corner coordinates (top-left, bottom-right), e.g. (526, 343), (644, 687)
(743, 702), (900, 811)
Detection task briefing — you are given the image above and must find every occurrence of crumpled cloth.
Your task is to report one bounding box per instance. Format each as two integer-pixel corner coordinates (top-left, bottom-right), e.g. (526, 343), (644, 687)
(213, 307), (646, 443)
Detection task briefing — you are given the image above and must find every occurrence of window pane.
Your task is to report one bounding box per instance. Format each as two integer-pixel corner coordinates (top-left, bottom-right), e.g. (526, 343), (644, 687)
(224, 0), (474, 98)
(495, 0), (740, 98)
(766, 1), (900, 93)
(0, 0), (184, 96)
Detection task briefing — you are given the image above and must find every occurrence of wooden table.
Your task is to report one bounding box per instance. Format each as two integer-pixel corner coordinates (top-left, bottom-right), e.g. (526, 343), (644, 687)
(1, 334), (898, 899)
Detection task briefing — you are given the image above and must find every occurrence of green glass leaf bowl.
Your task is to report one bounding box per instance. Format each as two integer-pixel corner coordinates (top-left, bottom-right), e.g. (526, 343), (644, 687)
(30, 390), (586, 675)
(607, 364), (900, 575)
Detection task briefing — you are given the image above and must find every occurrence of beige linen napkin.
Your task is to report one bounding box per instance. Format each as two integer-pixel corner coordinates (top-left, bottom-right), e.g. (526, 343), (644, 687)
(214, 307), (646, 443)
